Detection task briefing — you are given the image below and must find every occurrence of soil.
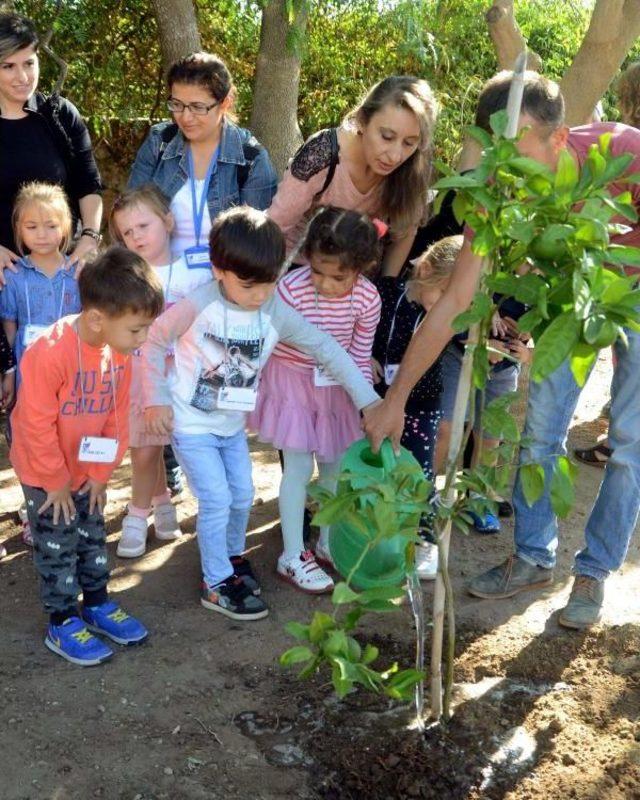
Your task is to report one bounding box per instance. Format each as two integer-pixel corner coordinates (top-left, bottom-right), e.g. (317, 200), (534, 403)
(2, 350), (640, 800)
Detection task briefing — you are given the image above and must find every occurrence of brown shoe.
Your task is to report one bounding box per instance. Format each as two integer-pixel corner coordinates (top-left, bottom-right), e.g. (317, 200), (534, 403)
(468, 554), (554, 599)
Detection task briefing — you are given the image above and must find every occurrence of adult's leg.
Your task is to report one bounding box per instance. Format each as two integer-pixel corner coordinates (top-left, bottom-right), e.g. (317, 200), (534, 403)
(576, 328), (640, 579)
(512, 359), (588, 568)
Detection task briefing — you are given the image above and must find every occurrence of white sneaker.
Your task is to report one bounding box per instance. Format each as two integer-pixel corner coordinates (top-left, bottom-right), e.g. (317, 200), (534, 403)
(117, 514), (148, 558)
(277, 550), (334, 594)
(315, 539), (335, 569)
(153, 502), (182, 541)
(415, 542), (438, 581)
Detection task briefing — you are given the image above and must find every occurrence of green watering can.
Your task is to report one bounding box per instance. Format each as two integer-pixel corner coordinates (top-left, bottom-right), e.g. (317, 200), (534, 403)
(328, 438), (426, 589)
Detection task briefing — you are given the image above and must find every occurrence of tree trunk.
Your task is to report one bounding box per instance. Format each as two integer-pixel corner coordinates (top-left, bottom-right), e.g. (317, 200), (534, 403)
(250, 0), (308, 177)
(560, 0), (640, 126)
(150, 0), (201, 76)
(485, 0), (542, 72)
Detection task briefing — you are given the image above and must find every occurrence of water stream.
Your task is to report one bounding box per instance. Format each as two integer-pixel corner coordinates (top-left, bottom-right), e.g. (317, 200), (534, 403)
(406, 569), (426, 731)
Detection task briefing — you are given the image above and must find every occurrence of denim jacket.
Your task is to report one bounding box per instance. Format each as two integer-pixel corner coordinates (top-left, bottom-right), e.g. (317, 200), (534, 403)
(128, 119), (277, 219)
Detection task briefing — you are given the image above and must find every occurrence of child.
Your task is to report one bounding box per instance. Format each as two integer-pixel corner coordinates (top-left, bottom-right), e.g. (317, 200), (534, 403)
(249, 207), (382, 593)
(109, 185), (214, 558)
(9, 247), (164, 666)
(372, 235), (461, 579)
(142, 206), (380, 620)
(0, 182), (82, 546)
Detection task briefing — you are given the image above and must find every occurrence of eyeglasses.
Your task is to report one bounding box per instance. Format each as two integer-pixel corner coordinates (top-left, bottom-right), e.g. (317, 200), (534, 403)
(167, 97), (219, 116)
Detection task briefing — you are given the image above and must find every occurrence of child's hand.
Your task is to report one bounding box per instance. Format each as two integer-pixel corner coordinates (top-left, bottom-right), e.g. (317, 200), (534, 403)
(79, 478), (108, 515)
(0, 370), (15, 409)
(145, 405), (174, 436)
(491, 312), (509, 339)
(508, 339), (533, 364)
(371, 358), (384, 384)
(38, 484), (76, 526)
(487, 339), (509, 364)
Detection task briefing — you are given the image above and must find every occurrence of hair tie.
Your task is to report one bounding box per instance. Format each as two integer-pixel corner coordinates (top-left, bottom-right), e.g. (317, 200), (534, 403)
(372, 218), (388, 239)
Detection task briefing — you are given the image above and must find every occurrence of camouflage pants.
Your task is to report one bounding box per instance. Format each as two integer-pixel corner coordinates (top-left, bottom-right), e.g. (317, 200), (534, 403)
(23, 485), (110, 615)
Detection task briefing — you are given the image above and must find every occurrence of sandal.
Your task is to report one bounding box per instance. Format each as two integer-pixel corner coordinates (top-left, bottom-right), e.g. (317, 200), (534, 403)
(574, 442), (611, 468)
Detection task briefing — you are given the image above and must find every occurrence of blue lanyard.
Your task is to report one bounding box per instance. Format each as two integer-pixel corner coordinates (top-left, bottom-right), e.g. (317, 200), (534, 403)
(187, 146), (219, 247)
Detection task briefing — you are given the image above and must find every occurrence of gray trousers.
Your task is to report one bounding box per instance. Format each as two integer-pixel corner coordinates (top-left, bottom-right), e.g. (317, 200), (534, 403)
(23, 485), (110, 616)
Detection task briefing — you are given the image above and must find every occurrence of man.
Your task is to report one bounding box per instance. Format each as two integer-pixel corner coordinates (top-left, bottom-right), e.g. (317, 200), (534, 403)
(364, 70), (640, 629)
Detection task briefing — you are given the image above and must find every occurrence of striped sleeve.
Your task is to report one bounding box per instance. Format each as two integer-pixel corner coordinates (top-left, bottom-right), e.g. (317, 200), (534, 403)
(348, 278), (381, 382)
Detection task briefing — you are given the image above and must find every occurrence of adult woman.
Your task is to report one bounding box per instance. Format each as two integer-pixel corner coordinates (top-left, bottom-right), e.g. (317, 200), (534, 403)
(128, 52), (277, 261)
(267, 76), (438, 276)
(0, 13), (103, 273)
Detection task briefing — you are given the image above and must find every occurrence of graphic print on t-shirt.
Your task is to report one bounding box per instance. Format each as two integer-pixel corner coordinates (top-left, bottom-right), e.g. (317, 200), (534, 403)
(190, 323), (262, 413)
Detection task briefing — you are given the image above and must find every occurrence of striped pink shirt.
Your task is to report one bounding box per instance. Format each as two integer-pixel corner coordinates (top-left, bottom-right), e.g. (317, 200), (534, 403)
(272, 267), (381, 382)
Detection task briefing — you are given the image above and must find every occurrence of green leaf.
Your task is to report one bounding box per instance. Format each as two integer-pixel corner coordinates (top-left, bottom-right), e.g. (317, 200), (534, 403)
(284, 621), (310, 641)
(343, 607), (364, 631)
(555, 149), (579, 195)
(519, 463), (545, 506)
(605, 245), (640, 268)
(572, 273), (592, 320)
(359, 585), (406, 603)
(583, 315), (619, 347)
(489, 110), (508, 137)
(322, 629), (349, 657)
(570, 342), (597, 386)
(550, 456), (577, 518)
(332, 582), (361, 605)
(384, 668), (425, 700)
(531, 312), (580, 383)
(452, 292), (492, 332)
(280, 645), (314, 666)
(465, 124), (493, 149)
(362, 644), (379, 665)
(309, 611), (335, 643)
(433, 174), (484, 190)
(311, 493), (356, 526)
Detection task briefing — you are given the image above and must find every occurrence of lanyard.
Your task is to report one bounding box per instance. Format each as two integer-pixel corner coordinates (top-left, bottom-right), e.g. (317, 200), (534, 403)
(162, 259), (175, 307)
(187, 146), (219, 247)
(385, 289), (424, 367)
(222, 301), (263, 386)
(75, 328), (120, 440)
(24, 258), (68, 325)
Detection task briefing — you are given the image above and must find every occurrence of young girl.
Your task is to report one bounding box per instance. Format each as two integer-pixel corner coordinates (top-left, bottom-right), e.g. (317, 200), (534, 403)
(372, 235), (461, 579)
(0, 182), (81, 546)
(109, 185), (214, 558)
(250, 207), (382, 593)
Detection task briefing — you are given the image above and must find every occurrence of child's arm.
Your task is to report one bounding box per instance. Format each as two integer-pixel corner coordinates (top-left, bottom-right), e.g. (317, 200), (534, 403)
(142, 284), (217, 434)
(348, 288), (382, 383)
(273, 295), (380, 411)
(0, 326), (15, 410)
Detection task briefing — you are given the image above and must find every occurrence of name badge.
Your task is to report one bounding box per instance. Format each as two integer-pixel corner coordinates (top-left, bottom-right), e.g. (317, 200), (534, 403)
(217, 386), (257, 412)
(78, 436), (118, 463)
(314, 365), (339, 387)
(384, 363), (400, 385)
(184, 246), (211, 270)
(23, 324), (48, 347)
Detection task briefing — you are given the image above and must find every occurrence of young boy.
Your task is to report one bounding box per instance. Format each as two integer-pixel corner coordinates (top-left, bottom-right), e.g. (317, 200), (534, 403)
(142, 206), (380, 621)
(10, 247), (164, 666)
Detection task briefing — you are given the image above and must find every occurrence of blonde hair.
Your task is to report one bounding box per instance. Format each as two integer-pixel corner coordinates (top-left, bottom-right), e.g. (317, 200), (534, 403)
(109, 184), (172, 244)
(345, 76), (438, 236)
(616, 62), (640, 129)
(407, 234), (462, 294)
(12, 182), (73, 256)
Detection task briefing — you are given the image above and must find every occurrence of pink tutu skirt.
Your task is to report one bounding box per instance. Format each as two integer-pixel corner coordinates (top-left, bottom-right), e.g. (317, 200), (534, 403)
(249, 357), (363, 463)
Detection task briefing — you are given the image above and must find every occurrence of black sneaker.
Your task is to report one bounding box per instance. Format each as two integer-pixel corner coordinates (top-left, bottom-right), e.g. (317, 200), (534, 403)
(230, 555), (261, 596)
(201, 576), (269, 620)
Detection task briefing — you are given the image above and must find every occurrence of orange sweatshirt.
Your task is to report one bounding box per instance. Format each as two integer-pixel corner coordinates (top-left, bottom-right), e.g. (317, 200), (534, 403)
(10, 316), (131, 492)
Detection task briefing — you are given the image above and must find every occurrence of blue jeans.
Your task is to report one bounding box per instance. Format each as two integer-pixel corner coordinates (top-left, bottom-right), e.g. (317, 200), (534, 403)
(513, 327), (640, 580)
(171, 430), (254, 587)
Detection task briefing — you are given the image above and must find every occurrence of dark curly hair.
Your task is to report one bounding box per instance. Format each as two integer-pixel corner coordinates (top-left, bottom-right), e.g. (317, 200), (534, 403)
(302, 206), (382, 274)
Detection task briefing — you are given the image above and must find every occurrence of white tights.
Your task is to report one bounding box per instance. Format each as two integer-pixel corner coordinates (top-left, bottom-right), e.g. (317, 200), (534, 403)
(279, 449), (340, 558)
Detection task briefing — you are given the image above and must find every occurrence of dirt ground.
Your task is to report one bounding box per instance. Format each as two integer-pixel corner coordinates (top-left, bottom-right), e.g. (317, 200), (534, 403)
(2, 350), (640, 800)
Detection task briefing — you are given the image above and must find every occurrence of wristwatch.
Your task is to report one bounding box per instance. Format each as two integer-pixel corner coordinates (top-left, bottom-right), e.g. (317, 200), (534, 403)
(81, 227), (103, 244)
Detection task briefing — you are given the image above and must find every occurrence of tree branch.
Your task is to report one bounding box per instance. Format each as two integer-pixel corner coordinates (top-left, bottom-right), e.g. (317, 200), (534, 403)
(485, 0), (542, 72)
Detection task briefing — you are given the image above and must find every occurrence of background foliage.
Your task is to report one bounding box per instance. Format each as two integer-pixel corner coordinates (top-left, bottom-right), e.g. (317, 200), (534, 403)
(15, 0), (640, 183)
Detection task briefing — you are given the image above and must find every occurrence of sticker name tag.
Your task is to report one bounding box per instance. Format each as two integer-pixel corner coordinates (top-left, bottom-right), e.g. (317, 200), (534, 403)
(78, 436), (118, 463)
(23, 324), (48, 347)
(314, 365), (340, 387)
(184, 246), (211, 269)
(384, 363), (400, 385)
(217, 386), (257, 411)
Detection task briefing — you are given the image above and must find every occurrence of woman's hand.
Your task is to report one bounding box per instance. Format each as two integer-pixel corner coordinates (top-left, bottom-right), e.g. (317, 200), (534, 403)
(371, 357), (384, 384)
(145, 405), (174, 436)
(68, 235), (99, 274)
(1, 371), (15, 410)
(0, 246), (20, 285)
(508, 339), (533, 364)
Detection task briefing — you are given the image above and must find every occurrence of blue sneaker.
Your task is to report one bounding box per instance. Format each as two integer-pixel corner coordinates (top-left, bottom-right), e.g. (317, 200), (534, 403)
(45, 616), (113, 666)
(469, 510), (501, 534)
(82, 601), (148, 645)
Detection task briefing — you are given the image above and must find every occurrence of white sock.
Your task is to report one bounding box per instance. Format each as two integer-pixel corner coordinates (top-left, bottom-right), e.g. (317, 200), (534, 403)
(279, 450), (315, 559)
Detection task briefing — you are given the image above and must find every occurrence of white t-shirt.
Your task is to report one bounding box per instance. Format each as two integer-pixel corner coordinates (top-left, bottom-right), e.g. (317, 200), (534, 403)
(170, 180), (212, 258)
(153, 254), (213, 308)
